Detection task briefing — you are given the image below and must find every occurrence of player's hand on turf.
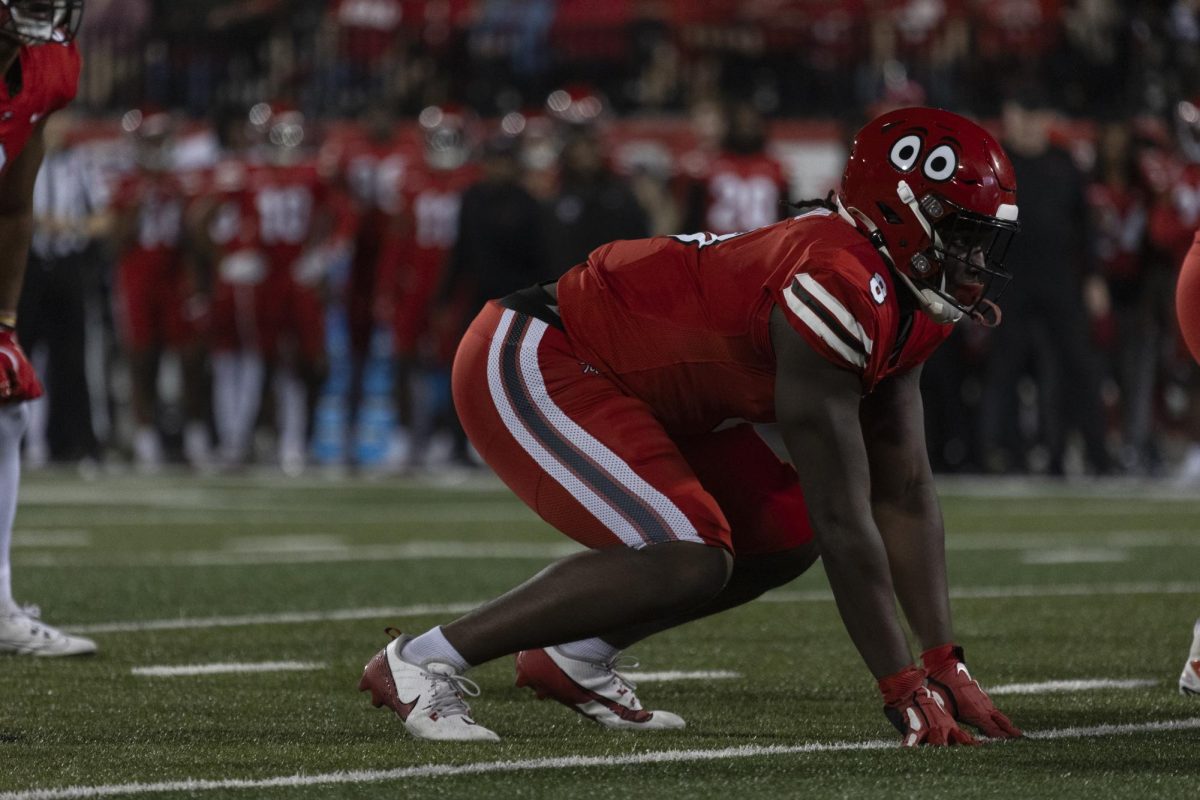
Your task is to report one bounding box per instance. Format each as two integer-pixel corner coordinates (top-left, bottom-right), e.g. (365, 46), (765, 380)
(880, 665), (978, 747)
(923, 644), (1022, 739)
(0, 327), (43, 404)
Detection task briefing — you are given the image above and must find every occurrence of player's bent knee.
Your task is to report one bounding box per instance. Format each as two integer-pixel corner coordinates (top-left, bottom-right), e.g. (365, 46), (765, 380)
(732, 541), (819, 595)
(639, 541), (732, 611)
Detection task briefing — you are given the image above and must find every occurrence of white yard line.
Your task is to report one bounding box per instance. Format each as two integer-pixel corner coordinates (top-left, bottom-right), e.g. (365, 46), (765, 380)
(623, 671), (741, 682)
(10, 531), (91, 548)
(2, 718), (1198, 800)
(17, 541), (583, 569)
(1020, 548), (1131, 565)
(68, 602), (481, 634)
(989, 679), (1159, 695)
(763, 581), (1200, 603)
(131, 661), (325, 678)
(65, 581), (1200, 634)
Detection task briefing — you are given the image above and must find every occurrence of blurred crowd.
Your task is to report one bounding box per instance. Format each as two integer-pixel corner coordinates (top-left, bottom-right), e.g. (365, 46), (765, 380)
(19, 0), (1200, 478)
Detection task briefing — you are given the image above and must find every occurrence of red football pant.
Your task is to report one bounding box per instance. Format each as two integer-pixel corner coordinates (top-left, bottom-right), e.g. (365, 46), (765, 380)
(452, 302), (813, 555)
(114, 254), (197, 350)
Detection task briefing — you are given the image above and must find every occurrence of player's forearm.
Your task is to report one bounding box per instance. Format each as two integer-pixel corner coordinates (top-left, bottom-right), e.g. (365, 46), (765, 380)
(872, 481), (953, 651)
(815, 518), (914, 679)
(0, 211), (34, 311)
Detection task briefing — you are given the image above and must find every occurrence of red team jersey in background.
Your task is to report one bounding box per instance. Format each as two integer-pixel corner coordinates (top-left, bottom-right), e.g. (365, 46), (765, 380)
(1087, 182), (1147, 284)
(375, 161), (480, 357)
(687, 152), (789, 235)
(112, 171), (198, 349)
(557, 209), (952, 435)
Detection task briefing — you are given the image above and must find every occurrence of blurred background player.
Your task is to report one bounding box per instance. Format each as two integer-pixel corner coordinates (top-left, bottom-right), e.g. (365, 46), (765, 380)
(190, 103), (265, 468)
(682, 98), (789, 235)
(374, 103), (479, 469)
(111, 106), (210, 470)
(0, 0), (95, 655)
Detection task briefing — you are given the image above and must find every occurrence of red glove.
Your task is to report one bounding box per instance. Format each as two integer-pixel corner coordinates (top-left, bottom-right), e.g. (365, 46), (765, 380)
(880, 665), (977, 747)
(923, 644), (1022, 739)
(0, 326), (42, 404)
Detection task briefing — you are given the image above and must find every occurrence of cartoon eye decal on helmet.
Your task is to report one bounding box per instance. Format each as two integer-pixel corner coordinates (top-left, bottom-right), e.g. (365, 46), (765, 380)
(923, 144), (958, 181)
(888, 134), (923, 171)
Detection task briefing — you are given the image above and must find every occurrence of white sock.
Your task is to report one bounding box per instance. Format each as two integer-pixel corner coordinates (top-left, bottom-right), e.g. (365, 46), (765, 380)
(234, 353), (265, 450)
(400, 626), (471, 673)
(275, 369), (307, 466)
(554, 637), (621, 665)
(1190, 618), (1200, 661)
(0, 404), (29, 614)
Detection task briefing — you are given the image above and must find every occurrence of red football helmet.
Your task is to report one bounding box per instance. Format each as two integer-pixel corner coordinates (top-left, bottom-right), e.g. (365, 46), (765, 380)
(839, 107), (1019, 324)
(0, 0), (83, 45)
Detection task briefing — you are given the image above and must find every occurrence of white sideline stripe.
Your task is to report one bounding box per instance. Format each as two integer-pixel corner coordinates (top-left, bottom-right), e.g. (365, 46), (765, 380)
(68, 602), (480, 634)
(989, 679), (1159, 695)
(131, 661), (325, 678)
(763, 581), (1200, 604)
(623, 670), (741, 682)
(66, 581), (1200, 634)
(4, 718), (1199, 800)
(487, 310), (644, 549)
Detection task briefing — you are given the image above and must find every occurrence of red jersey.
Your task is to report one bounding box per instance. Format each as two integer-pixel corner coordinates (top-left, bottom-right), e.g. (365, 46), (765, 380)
(0, 41), (79, 177)
(244, 160), (332, 273)
(112, 172), (187, 269)
(690, 152), (790, 235)
(556, 208), (952, 434)
(376, 161), (480, 298)
(1087, 181), (1147, 282)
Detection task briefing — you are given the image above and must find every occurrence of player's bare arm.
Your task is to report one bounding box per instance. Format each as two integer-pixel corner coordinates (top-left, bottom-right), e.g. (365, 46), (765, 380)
(770, 305), (912, 679)
(860, 363), (1022, 738)
(859, 364), (953, 650)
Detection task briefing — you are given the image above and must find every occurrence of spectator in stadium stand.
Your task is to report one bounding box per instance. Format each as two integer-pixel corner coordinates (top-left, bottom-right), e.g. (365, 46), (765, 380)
(543, 126), (648, 270)
(19, 111), (111, 467)
(1087, 120), (1159, 473)
(431, 132), (549, 466)
(868, 0), (969, 111)
(978, 90), (1113, 475)
(681, 99), (789, 236)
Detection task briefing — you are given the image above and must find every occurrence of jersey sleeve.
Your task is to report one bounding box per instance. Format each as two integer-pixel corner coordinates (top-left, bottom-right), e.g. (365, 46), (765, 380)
(772, 264), (881, 379)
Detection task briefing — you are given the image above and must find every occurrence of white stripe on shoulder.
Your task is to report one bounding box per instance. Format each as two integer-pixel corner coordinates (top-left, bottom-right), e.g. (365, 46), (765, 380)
(795, 273), (874, 355)
(783, 284), (867, 369)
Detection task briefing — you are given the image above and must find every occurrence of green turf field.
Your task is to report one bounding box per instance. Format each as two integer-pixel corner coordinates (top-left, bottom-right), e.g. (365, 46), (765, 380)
(3, 471), (1200, 799)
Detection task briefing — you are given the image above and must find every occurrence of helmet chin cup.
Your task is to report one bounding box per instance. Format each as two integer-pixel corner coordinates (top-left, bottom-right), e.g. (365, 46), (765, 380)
(895, 270), (963, 324)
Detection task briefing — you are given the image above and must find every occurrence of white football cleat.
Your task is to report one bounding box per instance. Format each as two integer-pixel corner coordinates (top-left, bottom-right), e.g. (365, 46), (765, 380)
(359, 631), (499, 742)
(1181, 659), (1200, 696)
(515, 646), (685, 730)
(0, 605), (97, 656)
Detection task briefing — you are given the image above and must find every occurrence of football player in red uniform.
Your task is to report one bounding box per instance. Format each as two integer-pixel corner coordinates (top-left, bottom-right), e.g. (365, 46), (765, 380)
(1178, 225), (1200, 696)
(0, 0), (96, 655)
(112, 108), (211, 470)
(373, 104), (480, 468)
(358, 107), (1023, 745)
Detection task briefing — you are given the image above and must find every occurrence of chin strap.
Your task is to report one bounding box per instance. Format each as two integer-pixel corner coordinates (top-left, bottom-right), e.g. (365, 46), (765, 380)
(837, 192), (964, 324)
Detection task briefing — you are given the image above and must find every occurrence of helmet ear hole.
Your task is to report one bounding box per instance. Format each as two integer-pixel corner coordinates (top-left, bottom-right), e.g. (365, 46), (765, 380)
(876, 202), (903, 225)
